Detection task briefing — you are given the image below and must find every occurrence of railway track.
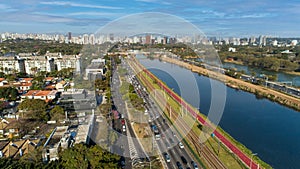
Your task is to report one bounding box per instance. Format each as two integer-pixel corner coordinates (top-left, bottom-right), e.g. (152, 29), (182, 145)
(128, 58), (227, 169)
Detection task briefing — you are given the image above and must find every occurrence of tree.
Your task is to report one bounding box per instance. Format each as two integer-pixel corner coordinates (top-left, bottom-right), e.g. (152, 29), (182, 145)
(18, 99), (48, 121)
(0, 72), (5, 78)
(60, 144), (120, 169)
(0, 87), (18, 101)
(5, 74), (16, 82)
(60, 145), (89, 169)
(50, 105), (65, 121)
(30, 67), (38, 75)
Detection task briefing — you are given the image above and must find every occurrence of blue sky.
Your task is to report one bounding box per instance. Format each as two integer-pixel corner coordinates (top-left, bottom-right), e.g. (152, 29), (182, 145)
(1, 0), (300, 37)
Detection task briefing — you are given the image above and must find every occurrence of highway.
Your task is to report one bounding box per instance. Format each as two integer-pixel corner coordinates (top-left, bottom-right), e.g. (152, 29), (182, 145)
(130, 56), (261, 169)
(123, 58), (202, 169)
(111, 58), (149, 169)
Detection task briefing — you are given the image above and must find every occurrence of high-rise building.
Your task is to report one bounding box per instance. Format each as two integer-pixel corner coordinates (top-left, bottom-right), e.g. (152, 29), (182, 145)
(68, 32), (72, 42)
(249, 36), (256, 44)
(18, 59), (26, 74)
(163, 37), (168, 44)
(109, 33), (114, 41)
(145, 35), (151, 44)
(89, 34), (95, 45)
(83, 34), (89, 44)
(169, 37), (176, 44)
(259, 35), (267, 46)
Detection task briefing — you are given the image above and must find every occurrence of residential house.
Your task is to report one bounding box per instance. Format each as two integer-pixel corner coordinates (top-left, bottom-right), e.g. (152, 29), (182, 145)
(19, 82), (32, 91)
(0, 139), (40, 158)
(0, 78), (8, 86)
(55, 80), (69, 92)
(21, 90), (58, 102)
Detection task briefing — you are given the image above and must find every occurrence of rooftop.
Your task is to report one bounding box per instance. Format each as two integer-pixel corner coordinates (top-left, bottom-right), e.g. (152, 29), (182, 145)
(62, 88), (85, 95)
(86, 63), (104, 70)
(22, 90), (57, 97)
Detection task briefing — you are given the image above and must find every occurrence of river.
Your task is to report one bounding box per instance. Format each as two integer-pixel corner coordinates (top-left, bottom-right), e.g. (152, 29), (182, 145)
(138, 57), (300, 169)
(223, 62), (300, 87)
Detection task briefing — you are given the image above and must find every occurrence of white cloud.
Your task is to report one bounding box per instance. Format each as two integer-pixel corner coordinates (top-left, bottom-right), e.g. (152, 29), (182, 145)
(0, 4), (17, 12)
(240, 13), (274, 18)
(135, 0), (171, 5)
(40, 1), (123, 9)
(68, 12), (123, 17)
(136, 0), (157, 2)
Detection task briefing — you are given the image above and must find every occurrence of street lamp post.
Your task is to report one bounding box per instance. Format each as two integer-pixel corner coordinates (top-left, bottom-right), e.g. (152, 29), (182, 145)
(250, 153), (257, 169)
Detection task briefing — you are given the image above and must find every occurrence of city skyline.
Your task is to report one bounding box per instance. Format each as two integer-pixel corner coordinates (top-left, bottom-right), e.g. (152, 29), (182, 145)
(1, 0), (300, 37)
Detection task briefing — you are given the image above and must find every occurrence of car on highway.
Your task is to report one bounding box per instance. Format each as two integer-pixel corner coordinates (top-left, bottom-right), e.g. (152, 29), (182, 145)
(163, 153), (171, 162)
(176, 161), (183, 169)
(179, 142), (184, 149)
(191, 161), (199, 169)
(121, 119), (125, 125)
(120, 157), (125, 169)
(169, 138), (174, 144)
(181, 156), (187, 164)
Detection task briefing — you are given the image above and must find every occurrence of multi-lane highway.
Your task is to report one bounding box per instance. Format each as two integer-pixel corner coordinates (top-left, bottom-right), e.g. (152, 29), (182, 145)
(123, 58), (201, 169)
(129, 56), (262, 169)
(112, 58), (154, 168)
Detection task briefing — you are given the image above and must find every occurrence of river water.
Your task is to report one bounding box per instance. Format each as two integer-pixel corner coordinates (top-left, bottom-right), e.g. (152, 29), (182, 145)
(139, 58), (300, 169)
(223, 62), (300, 87)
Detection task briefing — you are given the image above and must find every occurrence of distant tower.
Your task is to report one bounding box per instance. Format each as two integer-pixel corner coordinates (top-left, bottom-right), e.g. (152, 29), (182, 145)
(83, 34), (89, 44)
(17, 58), (26, 74)
(89, 34), (95, 45)
(259, 35), (266, 46)
(109, 33), (114, 42)
(145, 35), (151, 44)
(262, 36), (267, 46)
(249, 36), (256, 44)
(163, 37), (168, 44)
(48, 58), (56, 72)
(259, 35), (263, 45)
(68, 32), (72, 42)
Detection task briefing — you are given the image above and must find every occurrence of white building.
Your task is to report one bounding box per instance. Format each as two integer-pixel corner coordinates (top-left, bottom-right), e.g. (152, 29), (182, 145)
(273, 40), (278, 46)
(0, 54), (81, 74)
(291, 40), (298, 46)
(228, 47), (236, 52)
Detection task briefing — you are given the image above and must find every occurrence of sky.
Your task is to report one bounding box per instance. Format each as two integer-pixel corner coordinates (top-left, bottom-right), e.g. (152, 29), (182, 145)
(1, 0), (300, 37)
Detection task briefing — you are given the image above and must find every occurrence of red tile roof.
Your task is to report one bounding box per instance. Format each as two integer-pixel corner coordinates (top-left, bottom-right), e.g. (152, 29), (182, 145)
(22, 90), (57, 97)
(22, 78), (33, 82)
(34, 91), (51, 96)
(20, 82), (32, 87)
(22, 90), (39, 97)
(45, 77), (54, 81)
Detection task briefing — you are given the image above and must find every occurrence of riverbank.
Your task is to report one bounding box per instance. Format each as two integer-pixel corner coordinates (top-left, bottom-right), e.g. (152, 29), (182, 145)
(223, 59), (244, 65)
(284, 71), (300, 76)
(160, 56), (300, 112)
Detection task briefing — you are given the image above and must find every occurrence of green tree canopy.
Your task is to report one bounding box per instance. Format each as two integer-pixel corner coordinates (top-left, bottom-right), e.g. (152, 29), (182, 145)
(50, 105), (65, 121)
(18, 99), (49, 121)
(0, 87), (18, 101)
